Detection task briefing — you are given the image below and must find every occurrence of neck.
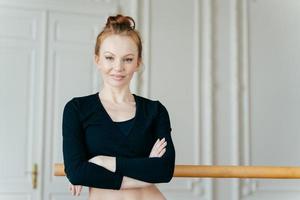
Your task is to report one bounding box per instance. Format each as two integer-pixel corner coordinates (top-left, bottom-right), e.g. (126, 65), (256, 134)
(99, 85), (134, 104)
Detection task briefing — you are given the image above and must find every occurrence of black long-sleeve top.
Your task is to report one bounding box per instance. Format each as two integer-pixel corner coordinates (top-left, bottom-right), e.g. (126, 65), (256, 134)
(62, 92), (176, 190)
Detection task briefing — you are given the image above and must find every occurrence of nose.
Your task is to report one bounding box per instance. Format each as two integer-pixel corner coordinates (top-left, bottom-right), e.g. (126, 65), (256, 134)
(113, 59), (124, 71)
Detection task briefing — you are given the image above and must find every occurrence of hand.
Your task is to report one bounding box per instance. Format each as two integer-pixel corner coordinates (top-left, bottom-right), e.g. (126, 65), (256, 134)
(88, 155), (102, 166)
(68, 182), (82, 196)
(100, 156), (116, 172)
(89, 155), (116, 173)
(149, 138), (167, 158)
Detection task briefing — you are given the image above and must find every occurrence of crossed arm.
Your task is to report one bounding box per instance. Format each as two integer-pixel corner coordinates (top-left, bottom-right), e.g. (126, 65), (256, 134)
(89, 137), (168, 188)
(63, 100), (175, 195)
(69, 138), (167, 196)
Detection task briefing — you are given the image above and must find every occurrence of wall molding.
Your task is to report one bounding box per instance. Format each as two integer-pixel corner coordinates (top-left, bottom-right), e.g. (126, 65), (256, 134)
(0, 0), (118, 15)
(239, 0), (300, 198)
(198, 0), (215, 199)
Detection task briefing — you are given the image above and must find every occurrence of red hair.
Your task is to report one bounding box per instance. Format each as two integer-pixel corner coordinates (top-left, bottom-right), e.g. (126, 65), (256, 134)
(95, 14), (142, 60)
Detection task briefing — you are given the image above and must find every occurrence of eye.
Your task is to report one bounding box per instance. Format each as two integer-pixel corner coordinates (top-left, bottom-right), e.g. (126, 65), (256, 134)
(105, 56), (114, 61)
(124, 58), (133, 63)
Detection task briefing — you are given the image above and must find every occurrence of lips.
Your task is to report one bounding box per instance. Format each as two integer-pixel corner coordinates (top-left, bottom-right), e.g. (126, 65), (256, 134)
(112, 75), (125, 80)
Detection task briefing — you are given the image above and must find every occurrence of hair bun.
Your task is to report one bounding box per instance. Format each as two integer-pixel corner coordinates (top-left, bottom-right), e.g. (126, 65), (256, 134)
(106, 14), (135, 31)
(95, 14), (142, 59)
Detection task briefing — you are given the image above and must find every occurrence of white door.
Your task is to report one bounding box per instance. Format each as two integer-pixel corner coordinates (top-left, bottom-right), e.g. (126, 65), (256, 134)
(42, 11), (113, 200)
(0, 7), (45, 200)
(0, 3), (126, 200)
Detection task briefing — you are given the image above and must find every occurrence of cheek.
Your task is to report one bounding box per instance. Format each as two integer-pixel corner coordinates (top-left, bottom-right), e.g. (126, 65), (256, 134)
(126, 61), (139, 71)
(125, 67), (137, 75)
(98, 61), (111, 73)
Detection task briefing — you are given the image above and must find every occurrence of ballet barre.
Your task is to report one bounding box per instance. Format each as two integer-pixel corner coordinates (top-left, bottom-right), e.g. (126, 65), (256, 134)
(53, 163), (300, 179)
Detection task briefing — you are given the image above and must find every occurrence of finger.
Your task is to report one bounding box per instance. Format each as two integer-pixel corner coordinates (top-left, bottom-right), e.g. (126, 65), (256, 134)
(158, 148), (166, 157)
(152, 138), (160, 150)
(154, 138), (160, 145)
(153, 139), (166, 154)
(78, 186), (82, 196)
(76, 186), (81, 196)
(155, 139), (166, 152)
(157, 138), (165, 147)
(150, 139), (159, 152)
(157, 141), (167, 152)
(75, 186), (79, 196)
(78, 186), (82, 195)
(71, 185), (75, 196)
(153, 138), (165, 150)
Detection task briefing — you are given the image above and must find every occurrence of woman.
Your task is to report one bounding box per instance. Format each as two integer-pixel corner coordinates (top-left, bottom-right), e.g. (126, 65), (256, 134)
(62, 14), (175, 200)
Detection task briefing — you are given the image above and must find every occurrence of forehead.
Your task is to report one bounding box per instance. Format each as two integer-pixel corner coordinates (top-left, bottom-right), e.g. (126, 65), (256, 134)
(100, 35), (138, 55)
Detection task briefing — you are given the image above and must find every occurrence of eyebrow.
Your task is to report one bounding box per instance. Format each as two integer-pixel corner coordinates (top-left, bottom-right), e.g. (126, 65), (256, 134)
(103, 51), (135, 57)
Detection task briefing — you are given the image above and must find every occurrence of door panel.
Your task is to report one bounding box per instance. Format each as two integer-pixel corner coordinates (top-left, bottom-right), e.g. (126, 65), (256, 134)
(0, 7), (44, 200)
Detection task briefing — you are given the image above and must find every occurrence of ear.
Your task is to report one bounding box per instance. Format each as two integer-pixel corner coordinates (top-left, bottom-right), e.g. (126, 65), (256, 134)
(94, 54), (102, 71)
(94, 54), (100, 64)
(135, 58), (142, 72)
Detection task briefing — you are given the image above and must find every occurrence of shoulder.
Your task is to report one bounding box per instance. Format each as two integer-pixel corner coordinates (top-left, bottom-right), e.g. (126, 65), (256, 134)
(134, 93), (156, 104)
(63, 93), (98, 115)
(136, 95), (172, 127)
(134, 94), (169, 115)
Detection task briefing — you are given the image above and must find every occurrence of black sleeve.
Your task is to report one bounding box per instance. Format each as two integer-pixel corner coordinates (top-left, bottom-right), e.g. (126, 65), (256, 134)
(62, 99), (123, 189)
(115, 100), (176, 183)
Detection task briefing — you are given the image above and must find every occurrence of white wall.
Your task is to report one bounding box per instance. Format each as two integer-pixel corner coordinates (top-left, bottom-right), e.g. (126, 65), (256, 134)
(0, 0), (300, 199)
(139, 0), (300, 199)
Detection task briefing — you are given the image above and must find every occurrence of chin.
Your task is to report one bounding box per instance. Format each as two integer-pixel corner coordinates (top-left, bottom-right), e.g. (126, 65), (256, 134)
(108, 81), (130, 87)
